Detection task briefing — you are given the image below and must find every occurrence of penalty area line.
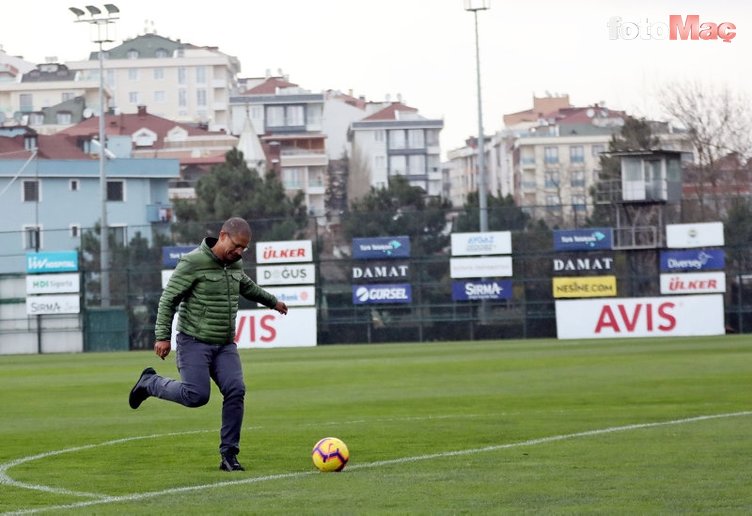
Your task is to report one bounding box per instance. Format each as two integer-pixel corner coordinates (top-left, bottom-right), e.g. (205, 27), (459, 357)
(3, 410), (751, 515)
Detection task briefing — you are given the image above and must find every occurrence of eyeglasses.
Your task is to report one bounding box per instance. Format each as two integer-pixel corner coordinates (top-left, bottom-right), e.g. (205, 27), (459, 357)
(225, 233), (249, 252)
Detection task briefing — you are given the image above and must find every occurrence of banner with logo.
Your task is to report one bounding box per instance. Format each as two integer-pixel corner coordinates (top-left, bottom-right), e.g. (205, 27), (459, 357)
(256, 240), (313, 264)
(26, 294), (80, 315)
(162, 246), (195, 268)
(660, 272), (726, 295)
(233, 307), (316, 348)
(256, 264), (315, 285)
(351, 261), (410, 282)
(352, 236), (410, 260)
(450, 256), (513, 279)
(452, 280), (512, 301)
(553, 228), (613, 252)
(552, 276), (617, 298)
(352, 284), (412, 304)
(666, 222), (724, 249)
(26, 251), (78, 274)
(451, 231), (512, 256)
(555, 294), (724, 339)
(25, 273), (80, 294)
(552, 254), (615, 275)
(659, 249), (725, 272)
(261, 286), (316, 306)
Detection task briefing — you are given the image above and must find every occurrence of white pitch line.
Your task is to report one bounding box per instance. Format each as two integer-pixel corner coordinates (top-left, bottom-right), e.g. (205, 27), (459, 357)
(2, 411), (751, 516)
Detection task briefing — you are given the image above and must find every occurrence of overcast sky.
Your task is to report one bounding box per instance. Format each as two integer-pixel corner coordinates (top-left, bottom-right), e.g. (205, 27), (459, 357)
(2, 0), (750, 154)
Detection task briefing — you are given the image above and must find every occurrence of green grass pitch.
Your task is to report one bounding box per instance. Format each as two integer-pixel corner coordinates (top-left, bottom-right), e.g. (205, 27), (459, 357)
(1, 335), (751, 514)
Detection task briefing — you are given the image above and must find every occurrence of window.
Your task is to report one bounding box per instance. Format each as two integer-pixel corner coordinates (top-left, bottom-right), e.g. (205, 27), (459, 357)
(407, 129), (424, 149)
(155, 48), (169, 58)
(178, 67), (187, 85)
(196, 89), (207, 107)
(374, 155), (386, 169)
(374, 130), (385, 142)
(266, 106), (285, 127)
(408, 154), (425, 175)
(23, 180), (39, 202)
(569, 145), (584, 163)
(153, 68), (164, 80)
(29, 113), (44, 126)
(545, 195), (561, 207)
(570, 170), (586, 187)
(285, 105), (305, 126)
(127, 49), (139, 59)
(251, 106), (262, 119)
(521, 148), (535, 165)
(69, 179), (79, 192)
(426, 129), (440, 146)
(61, 92), (75, 102)
(544, 146), (559, 164)
(389, 155), (407, 175)
(56, 112), (72, 124)
(128, 68), (138, 80)
(109, 225), (127, 246)
(154, 91), (166, 103)
(196, 67), (207, 84)
(388, 130), (406, 150)
(106, 180), (124, 201)
(128, 92), (139, 104)
(19, 93), (33, 112)
(592, 144), (606, 157)
(572, 195), (587, 212)
(70, 224), (80, 238)
(282, 168), (303, 189)
(306, 104), (322, 126)
(23, 225), (41, 250)
(178, 89), (187, 107)
(544, 170), (560, 188)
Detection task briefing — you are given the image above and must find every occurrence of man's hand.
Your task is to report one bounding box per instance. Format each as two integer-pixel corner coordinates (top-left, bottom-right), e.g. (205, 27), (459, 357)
(154, 340), (171, 360)
(274, 301), (288, 315)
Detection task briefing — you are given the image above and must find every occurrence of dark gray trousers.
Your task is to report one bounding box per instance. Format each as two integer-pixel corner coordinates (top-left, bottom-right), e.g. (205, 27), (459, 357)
(147, 332), (246, 456)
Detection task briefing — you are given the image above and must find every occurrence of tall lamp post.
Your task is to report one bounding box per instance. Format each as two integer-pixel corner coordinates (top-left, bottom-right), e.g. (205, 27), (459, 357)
(464, 0), (490, 232)
(70, 4), (119, 307)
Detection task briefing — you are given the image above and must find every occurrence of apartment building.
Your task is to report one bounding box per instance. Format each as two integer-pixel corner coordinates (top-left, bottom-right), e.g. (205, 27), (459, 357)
(446, 131), (513, 208)
(348, 102), (443, 200)
(65, 32), (240, 131)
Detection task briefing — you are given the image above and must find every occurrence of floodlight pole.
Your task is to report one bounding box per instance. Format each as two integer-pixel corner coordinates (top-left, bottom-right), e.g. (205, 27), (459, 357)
(465, 0), (490, 233)
(70, 4), (119, 307)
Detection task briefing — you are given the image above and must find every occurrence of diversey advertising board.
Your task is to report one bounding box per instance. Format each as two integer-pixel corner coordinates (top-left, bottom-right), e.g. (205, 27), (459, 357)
(256, 240), (313, 264)
(352, 236), (410, 260)
(659, 249), (725, 272)
(352, 284), (412, 304)
(26, 251), (78, 274)
(452, 280), (512, 301)
(553, 228), (613, 252)
(451, 231), (512, 256)
(665, 222), (724, 248)
(555, 294), (724, 339)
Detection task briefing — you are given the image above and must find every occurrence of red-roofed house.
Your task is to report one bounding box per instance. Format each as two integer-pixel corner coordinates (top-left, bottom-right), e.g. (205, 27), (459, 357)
(348, 101), (444, 200)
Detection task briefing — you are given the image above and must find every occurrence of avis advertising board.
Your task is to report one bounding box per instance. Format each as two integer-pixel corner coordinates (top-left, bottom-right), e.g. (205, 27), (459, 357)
(555, 294), (724, 339)
(169, 307), (316, 348)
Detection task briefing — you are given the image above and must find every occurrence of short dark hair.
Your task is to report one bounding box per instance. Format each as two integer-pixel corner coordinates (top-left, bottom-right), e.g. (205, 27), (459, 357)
(222, 217), (251, 238)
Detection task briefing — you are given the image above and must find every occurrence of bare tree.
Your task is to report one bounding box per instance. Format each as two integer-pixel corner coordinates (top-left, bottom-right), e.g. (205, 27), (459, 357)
(661, 82), (752, 219)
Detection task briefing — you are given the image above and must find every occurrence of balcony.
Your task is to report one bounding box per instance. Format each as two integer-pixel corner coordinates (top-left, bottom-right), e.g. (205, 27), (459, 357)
(279, 148), (328, 167)
(146, 203), (173, 223)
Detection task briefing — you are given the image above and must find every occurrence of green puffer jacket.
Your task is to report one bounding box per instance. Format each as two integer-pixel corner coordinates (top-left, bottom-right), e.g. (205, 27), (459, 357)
(155, 238), (277, 345)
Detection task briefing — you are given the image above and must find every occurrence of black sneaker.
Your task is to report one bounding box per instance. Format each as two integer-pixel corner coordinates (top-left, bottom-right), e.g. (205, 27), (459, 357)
(128, 367), (156, 409)
(219, 454), (245, 472)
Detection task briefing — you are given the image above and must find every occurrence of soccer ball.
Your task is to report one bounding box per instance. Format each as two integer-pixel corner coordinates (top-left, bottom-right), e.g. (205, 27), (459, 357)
(312, 437), (350, 472)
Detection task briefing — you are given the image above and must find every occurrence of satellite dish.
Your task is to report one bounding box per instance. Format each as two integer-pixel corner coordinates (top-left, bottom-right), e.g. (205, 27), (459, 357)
(586, 108), (595, 118)
(83, 108), (94, 119)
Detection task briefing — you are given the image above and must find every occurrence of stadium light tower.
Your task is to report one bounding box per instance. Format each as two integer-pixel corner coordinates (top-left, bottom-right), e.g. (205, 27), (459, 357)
(70, 4), (119, 307)
(464, 0), (490, 232)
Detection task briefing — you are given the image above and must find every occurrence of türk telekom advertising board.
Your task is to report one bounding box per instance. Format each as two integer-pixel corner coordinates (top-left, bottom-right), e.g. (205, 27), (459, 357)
(555, 294), (724, 339)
